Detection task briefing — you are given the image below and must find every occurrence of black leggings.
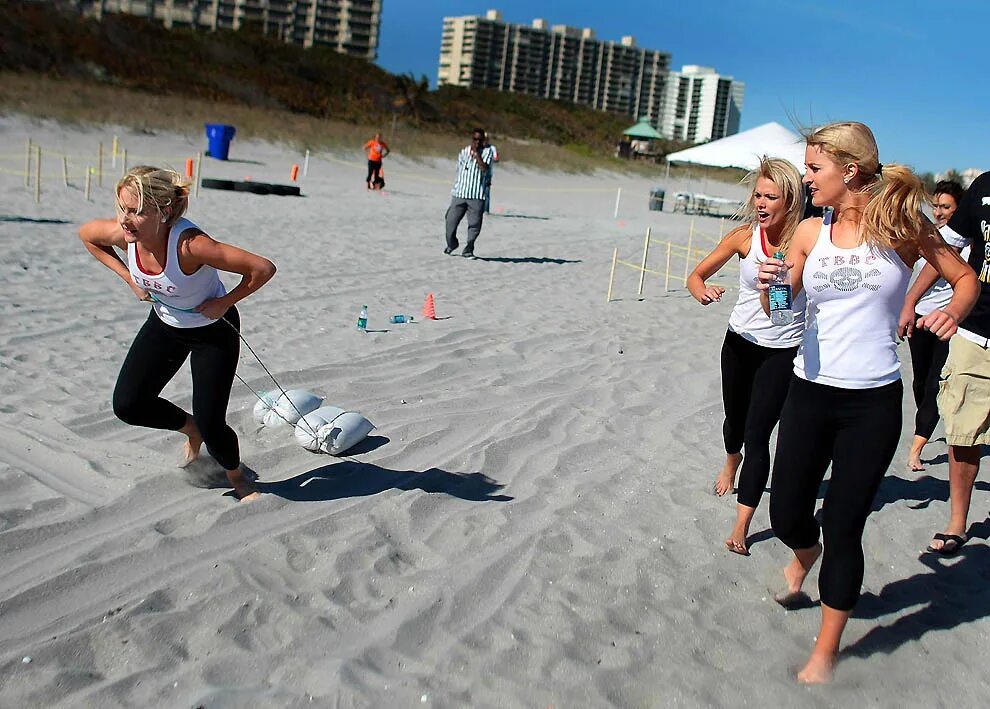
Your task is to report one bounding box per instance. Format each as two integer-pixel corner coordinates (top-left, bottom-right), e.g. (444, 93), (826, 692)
(366, 159), (382, 184)
(720, 330), (797, 507)
(113, 308), (241, 470)
(769, 376), (902, 611)
(907, 317), (949, 439)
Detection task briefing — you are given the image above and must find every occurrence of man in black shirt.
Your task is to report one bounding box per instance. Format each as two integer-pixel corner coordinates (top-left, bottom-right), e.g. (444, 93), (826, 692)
(927, 171), (990, 554)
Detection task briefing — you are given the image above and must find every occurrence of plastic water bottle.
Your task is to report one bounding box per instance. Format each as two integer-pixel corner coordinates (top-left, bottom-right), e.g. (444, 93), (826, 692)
(357, 305), (368, 331)
(768, 251), (794, 325)
(389, 314), (414, 324)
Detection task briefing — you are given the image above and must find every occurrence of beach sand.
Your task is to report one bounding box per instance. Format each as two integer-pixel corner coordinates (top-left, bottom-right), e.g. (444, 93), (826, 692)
(0, 115), (988, 707)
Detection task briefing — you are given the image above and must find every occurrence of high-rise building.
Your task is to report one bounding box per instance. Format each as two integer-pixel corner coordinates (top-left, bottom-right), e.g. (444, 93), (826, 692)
(438, 10), (671, 126)
(54, 0), (382, 60)
(658, 65), (745, 144)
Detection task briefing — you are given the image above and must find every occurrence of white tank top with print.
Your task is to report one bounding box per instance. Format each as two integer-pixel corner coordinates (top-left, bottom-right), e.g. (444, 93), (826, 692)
(727, 224), (805, 348)
(127, 217), (227, 328)
(794, 214), (912, 389)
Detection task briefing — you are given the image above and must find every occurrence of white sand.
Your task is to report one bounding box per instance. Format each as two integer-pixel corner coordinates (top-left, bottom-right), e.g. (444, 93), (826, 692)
(0, 114), (988, 707)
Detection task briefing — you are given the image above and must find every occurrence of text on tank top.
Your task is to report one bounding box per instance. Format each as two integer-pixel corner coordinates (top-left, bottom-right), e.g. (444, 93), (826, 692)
(127, 217), (226, 328)
(793, 214), (911, 388)
(727, 224), (806, 348)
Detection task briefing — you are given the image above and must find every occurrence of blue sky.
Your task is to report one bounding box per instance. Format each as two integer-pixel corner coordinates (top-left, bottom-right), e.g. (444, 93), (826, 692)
(377, 1), (988, 175)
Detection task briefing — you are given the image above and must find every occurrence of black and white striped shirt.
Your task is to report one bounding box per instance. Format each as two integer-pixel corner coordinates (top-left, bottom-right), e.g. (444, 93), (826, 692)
(451, 144), (495, 200)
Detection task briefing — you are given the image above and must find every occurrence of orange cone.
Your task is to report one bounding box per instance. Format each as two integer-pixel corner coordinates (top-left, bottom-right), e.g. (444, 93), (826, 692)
(422, 292), (437, 320)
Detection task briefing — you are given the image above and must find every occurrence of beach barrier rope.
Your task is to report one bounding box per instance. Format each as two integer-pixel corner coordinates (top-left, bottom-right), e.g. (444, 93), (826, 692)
(606, 222), (738, 302)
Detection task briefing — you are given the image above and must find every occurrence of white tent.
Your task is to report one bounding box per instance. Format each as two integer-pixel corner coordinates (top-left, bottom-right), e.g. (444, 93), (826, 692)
(666, 122), (806, 171)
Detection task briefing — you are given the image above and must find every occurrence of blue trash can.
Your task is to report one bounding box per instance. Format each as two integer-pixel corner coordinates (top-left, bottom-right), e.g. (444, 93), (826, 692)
(205, 123), (236, 160)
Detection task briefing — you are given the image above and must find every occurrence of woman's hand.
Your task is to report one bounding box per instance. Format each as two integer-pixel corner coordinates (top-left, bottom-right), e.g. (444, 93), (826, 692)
(195, 297), (230, 321)
(897, 302), (917, 340)
(699, 285), (726, 305)
(756, 256), (790, 291)
(917, 309), (959, 341)
(130, 282), (152, 302)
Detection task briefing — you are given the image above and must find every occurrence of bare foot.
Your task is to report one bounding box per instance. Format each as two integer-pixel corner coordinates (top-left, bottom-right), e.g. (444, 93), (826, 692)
(226, 466), (261, 503)
(725, 537), (749, 555)
(774, 543), (822, 607)
(725, 504), (754, 555)
(713, 452), (743, 496)
(177, 416), (203, 468)
(179, 431), (203, 468)
(797, 652), (835, 683)
(907, 436), (928, 473)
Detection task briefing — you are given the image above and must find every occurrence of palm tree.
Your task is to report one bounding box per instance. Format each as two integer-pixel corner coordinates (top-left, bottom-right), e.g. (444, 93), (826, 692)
(395, 73), (432, 123)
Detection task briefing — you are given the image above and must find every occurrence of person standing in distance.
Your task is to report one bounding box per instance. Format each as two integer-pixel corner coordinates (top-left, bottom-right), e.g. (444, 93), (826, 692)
(79, 166), (277, 502)
(444, 128), (495, 258)
(364, 132), (389, 190)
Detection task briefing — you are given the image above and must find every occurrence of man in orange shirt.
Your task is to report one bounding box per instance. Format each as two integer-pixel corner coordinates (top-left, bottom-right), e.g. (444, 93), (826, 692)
(363, 132), (390, 190)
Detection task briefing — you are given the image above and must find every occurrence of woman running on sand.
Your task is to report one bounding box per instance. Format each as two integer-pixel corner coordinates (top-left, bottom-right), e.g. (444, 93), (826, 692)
(687, 157), (806, 555)
(757, 123), (978, 683)
(79, 166), (276, 502)
(900, 180), (966, 471)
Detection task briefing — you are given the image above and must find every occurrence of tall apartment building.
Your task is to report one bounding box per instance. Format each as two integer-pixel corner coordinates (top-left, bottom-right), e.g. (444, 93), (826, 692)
(56, 0), (382, 59)
(659, 65), (744, 144)
(438, 10), (671, 126)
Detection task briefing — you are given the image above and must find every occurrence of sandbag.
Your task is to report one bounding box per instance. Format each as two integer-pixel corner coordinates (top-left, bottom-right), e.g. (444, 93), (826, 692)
(294, 406), (375, 455)
(253, 389), (323, 427)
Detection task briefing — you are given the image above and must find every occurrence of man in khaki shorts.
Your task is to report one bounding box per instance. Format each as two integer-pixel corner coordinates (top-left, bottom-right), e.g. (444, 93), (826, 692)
(928, 171), (990, 554)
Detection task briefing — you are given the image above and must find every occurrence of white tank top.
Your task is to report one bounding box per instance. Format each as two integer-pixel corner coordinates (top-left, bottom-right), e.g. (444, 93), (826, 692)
(127, 217), (227, 328)
(727, 224), (805, 348)
(913, 246), (971, 316)
(794, 215), (911, 388)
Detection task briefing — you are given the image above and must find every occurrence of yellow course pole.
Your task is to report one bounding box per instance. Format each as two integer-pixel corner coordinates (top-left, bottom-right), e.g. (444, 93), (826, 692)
(664, 242), (672, 292)
(637, 227), (651, 296)
(606, 247), (618, 302)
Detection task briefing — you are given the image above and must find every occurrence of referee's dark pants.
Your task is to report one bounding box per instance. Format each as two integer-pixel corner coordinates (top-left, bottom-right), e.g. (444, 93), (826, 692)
(445, 197), (485, 254)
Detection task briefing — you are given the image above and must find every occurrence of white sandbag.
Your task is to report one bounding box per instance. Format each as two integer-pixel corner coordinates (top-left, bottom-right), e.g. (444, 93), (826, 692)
(294, 406), (375, 455)
(253, 389), (323, 427)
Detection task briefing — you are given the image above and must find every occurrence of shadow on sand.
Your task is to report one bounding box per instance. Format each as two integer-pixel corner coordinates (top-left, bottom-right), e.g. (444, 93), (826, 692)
(846, 517), (990, 659)
(0, 215), (72, 224)
(256, 459), (513, 503)
(472, 255), (581, 264)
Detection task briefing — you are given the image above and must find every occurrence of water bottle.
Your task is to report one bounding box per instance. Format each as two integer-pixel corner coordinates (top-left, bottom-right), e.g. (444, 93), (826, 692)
(768, 251), (795, 325)
(389, 314), (414, 324)
(357, 304), (368, 331)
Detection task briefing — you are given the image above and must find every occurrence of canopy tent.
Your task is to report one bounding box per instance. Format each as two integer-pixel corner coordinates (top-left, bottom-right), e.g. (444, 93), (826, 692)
(665, 122), (806, 171)
(622, 117), (664, 140)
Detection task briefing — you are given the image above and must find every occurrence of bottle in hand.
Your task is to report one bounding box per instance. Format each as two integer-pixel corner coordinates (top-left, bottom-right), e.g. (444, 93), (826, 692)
(357, 305), (368, 331)
(768, 251), (794, 325)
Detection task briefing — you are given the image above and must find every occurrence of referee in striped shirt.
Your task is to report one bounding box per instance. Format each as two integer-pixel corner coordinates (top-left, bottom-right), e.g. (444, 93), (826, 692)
(444, 128), (495, 258)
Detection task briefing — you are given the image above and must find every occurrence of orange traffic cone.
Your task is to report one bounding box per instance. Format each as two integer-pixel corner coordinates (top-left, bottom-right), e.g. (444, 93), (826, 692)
(422, 292), (437, 320)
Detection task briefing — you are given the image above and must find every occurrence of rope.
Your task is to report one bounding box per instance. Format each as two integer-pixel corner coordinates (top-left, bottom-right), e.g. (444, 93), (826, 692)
(145, 294), (321, 436)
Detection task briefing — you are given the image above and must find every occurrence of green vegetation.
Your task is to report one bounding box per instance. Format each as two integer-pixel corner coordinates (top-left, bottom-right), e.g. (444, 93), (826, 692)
(1, 1), (740, 178)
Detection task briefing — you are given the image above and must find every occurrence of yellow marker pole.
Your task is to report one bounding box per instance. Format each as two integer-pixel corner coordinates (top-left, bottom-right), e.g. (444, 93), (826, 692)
(85, 167), (92, 201)
(62, 155), (69, 188)
(34, 145), (41, 203)
(664, 242), (672, 292)
(194, 151), (203, 197)
(606, 247), (618, 302)
(111, 135), (119, 168)
(97, 142), (104, 187)
(637, 227), (651, 296)
(25, 137), (32, 188)
(683, 220), (694, 285)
